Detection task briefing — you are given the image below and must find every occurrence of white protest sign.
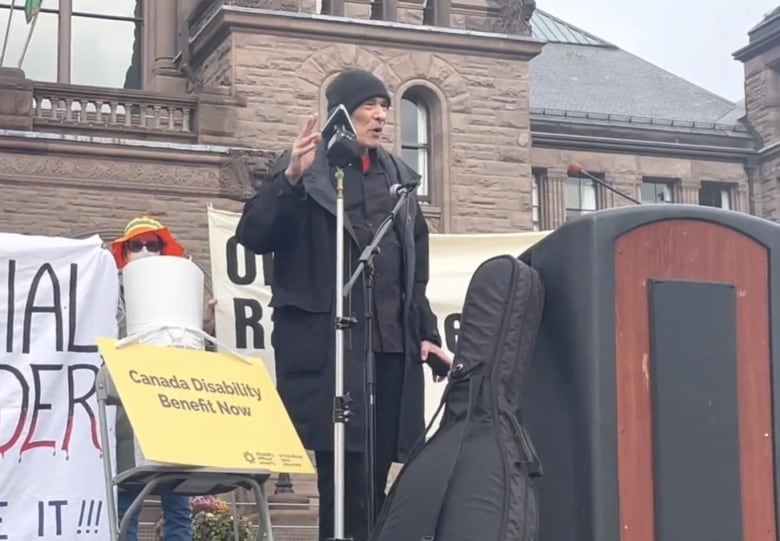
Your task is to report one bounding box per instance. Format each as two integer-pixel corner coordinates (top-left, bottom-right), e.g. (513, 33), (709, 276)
(206, 206), (548, 424)
(0, 232), (119, 541)
(207, 206), (276, 383)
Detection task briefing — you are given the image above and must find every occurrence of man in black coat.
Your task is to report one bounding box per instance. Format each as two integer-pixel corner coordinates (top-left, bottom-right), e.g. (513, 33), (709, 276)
(235, 69), (452, 541)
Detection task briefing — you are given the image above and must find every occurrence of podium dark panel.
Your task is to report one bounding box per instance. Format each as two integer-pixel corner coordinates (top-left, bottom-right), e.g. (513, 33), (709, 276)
(648, 279), (741, 541)
(518, 206), (779, 541)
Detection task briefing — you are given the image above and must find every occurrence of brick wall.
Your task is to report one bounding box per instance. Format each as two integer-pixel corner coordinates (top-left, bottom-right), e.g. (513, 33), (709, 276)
(742, 42), (780, 222)
(757, 154), (780, 222)
(199, 37), (234, 88)
(531, 149), (748, 185)
(530, 147), (750, 227)
(744, 57), (774, 144)
(198, 33), (535, 233)
(0, 147), (248, 274)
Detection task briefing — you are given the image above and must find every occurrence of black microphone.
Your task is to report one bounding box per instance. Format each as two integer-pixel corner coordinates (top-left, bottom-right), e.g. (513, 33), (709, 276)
(567, 162), (642, 206)
(322, 104), (361, 167)
(389, 182), (418, 197)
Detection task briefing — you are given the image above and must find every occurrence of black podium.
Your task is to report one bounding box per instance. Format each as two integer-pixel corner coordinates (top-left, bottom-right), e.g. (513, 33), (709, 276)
(519, 205), (780, 541)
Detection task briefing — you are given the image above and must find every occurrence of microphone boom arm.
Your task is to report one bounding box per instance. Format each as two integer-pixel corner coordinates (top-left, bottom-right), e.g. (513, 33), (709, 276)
(344, 184), (414, 297)
(572, 166), (642, 206)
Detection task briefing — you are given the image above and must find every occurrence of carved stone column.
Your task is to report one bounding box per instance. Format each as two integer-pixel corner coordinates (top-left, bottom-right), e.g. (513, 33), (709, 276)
(146, 0), (185, 93)
(0, 68), (33, 130)
(595, 178), (614, 210)
(734, 185), (749, 213)
(543, 172), (567, 229)
(744, 157), (761, 216)
(677, 180), (700, 204)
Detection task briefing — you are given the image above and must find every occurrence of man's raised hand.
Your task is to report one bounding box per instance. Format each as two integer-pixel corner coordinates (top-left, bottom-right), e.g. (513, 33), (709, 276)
(285, 113), (321, 185)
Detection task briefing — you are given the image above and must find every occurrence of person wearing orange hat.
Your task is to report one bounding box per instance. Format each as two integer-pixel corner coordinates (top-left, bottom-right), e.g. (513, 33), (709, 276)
(110, 215), (216, 335)
(110, 215), (214, 541)
(110, 215), (186, 270)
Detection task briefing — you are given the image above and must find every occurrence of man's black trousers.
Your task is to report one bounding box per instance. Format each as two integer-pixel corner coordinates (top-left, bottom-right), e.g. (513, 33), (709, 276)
(315, 352), (405, 541)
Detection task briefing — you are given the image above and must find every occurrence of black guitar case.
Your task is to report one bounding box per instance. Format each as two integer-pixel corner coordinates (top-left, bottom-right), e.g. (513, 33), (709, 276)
(369, 254), (545, 541)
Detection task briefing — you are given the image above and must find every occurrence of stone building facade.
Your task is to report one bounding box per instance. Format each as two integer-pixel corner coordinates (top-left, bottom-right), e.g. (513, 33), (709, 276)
(1, 0), (779, 537)
(1, 0), (773, 247)
(736, 7), (780, 222)
(187, 2), (542, 232)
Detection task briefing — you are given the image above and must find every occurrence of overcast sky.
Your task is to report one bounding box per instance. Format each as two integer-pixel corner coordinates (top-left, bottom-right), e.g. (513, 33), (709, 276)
(539, 0), (778, 103)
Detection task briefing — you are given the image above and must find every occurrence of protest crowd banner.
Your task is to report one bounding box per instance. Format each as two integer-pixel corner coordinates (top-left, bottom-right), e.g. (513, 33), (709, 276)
(206, 206), (548, 425)
(0, 233), (119, 541)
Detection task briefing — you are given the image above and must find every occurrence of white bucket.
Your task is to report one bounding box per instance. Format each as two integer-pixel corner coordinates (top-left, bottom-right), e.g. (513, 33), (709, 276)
(119, 256), (206, 470)
(122, 255), (205, 350)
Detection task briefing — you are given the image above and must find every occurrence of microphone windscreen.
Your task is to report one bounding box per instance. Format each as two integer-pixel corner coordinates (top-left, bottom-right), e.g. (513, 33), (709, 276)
(567, 162), (583, 176)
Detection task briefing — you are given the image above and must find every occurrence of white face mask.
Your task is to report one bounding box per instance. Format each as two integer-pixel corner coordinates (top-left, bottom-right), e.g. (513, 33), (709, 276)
(127, 247), (160, 263)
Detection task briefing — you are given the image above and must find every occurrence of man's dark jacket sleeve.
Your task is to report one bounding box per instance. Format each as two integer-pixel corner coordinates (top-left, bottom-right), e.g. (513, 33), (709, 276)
(235, 151), (306, 255)
(412, 200), (441, 347)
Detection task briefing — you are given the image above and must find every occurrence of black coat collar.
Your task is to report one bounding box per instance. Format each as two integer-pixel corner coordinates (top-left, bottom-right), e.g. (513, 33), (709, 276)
(301, 144), (421, 243)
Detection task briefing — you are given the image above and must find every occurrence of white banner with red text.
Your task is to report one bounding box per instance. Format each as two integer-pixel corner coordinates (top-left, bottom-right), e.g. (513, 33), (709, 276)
(0, 233), (119, 541)
(206, 206), (548, 424)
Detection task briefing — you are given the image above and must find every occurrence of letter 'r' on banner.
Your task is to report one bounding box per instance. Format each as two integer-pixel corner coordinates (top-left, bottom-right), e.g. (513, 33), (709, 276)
(96, 337), (314, 474)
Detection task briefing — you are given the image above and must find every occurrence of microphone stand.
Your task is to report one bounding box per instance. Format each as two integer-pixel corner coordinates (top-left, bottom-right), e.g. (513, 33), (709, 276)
(343, 183), (416, 533)
(333, 164), (350, 541)
(329, 126), (361, 541)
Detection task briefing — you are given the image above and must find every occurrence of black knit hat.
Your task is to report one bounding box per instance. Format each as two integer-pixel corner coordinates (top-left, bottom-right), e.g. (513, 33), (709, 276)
(326, 69), (391, 114)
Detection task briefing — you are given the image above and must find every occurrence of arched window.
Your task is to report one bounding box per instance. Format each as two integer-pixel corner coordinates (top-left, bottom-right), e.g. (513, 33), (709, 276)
(400, 96), (431, 201)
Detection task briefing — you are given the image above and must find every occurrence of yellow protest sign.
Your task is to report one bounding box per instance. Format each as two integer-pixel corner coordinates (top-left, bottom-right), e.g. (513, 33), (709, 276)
(96, 337), (314, 474)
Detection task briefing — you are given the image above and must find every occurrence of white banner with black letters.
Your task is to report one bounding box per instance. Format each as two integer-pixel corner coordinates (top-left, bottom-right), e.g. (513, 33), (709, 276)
(207, 206), (276, 384)
(205, 206), (548, 423)
(0, 232), (119, 541)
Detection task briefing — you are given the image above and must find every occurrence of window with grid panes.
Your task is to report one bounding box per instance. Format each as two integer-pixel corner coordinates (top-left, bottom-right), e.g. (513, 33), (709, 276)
(0, 0), (142, 89)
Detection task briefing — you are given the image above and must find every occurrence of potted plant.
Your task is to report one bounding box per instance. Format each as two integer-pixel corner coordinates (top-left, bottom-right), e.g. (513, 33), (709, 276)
(154, 495), (254, 541)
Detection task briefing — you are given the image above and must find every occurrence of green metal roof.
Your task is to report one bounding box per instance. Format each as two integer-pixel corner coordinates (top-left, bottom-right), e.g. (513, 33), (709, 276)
(530, 9), (612, 47)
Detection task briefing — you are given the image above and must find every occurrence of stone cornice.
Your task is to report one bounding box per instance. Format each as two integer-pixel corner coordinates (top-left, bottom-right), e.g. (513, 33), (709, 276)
(530, 108), (751, 135)
(531, 130), (756, 162)
(734, 34), (780, 63)
(0, 131), (273, 198)
(530, 114), (757, 162)
(734, 14), (780, 63)
(758, 141), (780, 159)
(189, 4), (545, 65)
(0, 130), (249, 164)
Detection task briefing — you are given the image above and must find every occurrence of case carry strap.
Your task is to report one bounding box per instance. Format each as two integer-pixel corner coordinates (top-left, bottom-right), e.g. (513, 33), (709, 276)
(420, 374), (478, 541)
